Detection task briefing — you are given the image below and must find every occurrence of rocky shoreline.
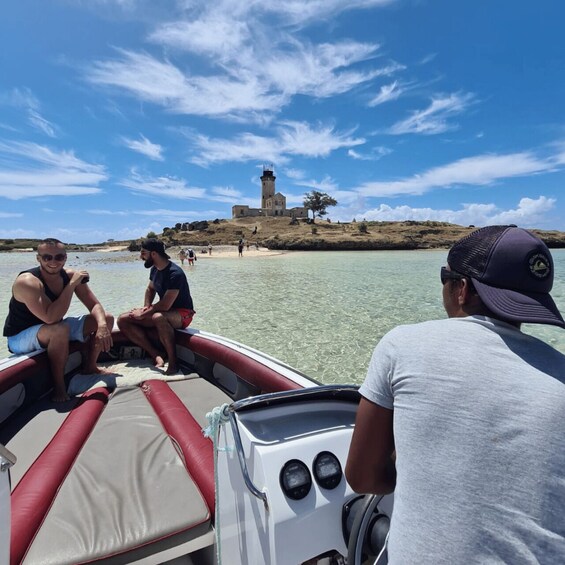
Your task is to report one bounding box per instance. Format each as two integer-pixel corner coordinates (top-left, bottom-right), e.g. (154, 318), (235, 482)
(157, 219), (565, 251)
(3, 220), (565, 252)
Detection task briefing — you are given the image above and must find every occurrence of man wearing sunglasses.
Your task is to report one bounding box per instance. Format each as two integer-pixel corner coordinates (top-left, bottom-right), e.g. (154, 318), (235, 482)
(3, 238), (114, 402)
(346, 225), (565, 564)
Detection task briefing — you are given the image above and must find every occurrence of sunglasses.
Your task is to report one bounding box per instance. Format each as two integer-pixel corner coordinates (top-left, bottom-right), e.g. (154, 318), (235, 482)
(440, 266), (465, 285)
(38, 253), (67, 262)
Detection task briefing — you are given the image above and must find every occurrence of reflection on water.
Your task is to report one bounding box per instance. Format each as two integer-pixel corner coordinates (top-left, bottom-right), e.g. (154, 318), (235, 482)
(1, 249), (564, 384)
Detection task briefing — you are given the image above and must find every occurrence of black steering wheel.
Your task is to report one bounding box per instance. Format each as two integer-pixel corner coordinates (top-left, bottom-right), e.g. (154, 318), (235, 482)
(346, 494), (390, 564)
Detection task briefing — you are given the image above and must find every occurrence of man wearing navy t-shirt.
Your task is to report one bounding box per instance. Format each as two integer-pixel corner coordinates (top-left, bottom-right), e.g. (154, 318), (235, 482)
(117, 238), (195, 374)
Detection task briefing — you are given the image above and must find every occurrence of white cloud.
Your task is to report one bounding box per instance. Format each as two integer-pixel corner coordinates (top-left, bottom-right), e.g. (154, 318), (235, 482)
(0, 141), (107, 200)
(208, 185), (258, 205)
(86, 0), (398, 28)
(490, 196), (556, 225)
(190, 121), (365, 166)
(88, 209), (130, 216)
(119, 169), (207, 199)
(85, 49), (287, 120)
(0, 122), (19, 132)
(420, 53), (437, 65)
(27, 109), (56, 138)
(122, 134), (164, 160)
(212, 186), (243, 198)
(348, 146), (391, 161)
(280, 121), (365, 156)
(368, 81), (403, 106)
(359, 196), (556, 228)
(388, 92), (475, 135)
(253, 0), (397, 26)
(355, 151), (556, 197)
(1, 88), (57, 137)
(132, 208), (206, 218)
(282, 167), (306, 181)
(85, 26), (392, 121)
(149, 18), (251, 58)
(132, 208), (224, 219)
(261, 41), (391, 99)
(292, 175), (339, 193)
(87, 207), (222, 221)
(0, 212), (23, 218)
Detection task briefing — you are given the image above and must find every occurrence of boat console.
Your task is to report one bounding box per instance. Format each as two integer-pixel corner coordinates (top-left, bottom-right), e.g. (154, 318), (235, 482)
(215, 386), (393, 564)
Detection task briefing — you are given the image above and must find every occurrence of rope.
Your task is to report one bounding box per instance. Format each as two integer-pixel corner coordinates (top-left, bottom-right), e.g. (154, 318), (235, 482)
(203, 403), (231, 565)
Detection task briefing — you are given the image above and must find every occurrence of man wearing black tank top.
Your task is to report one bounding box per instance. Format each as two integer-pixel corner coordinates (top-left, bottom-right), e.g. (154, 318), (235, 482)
(3, 238), (114, 402)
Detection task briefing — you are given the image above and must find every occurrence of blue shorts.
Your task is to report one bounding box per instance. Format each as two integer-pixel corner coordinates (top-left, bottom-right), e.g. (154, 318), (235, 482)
(7, 316), (87, 355)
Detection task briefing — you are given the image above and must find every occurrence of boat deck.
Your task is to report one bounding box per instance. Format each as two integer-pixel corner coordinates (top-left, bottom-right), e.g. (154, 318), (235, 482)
(2, 361), (231, 565)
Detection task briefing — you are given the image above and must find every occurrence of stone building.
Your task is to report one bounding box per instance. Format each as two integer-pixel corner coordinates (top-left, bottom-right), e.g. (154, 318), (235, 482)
(232, 166), (308, 219)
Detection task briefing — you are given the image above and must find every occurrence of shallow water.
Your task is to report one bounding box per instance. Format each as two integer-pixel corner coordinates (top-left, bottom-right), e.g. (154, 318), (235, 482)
(1, 249), (564, 384)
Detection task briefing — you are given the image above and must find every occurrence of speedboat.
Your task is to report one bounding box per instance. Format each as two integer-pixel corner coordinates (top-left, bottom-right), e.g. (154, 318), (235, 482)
(0, 328), (393, 564)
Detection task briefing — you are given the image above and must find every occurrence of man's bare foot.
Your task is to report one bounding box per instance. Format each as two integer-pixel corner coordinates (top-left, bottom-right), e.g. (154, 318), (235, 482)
(52, 388), (70, 402)
(154, 355), (166, 368)
(165, 365), (178, 375)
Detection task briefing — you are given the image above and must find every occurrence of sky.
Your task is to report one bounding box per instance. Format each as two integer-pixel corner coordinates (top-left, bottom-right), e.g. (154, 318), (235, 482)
(1, 0), (565, 244)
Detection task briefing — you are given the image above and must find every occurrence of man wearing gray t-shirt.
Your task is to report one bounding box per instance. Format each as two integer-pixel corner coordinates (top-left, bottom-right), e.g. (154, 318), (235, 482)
(346, 225), (565, 564)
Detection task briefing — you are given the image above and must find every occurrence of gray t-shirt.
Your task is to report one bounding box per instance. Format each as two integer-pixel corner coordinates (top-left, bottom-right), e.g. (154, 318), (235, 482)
(360, 316), (565, 564)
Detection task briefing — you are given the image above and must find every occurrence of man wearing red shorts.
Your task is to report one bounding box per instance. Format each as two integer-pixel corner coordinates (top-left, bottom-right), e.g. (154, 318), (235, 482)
(117, 238), (195, 374)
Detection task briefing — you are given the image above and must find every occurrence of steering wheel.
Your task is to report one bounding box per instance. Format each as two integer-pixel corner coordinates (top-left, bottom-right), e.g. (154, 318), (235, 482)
(346, 494), (390, 565)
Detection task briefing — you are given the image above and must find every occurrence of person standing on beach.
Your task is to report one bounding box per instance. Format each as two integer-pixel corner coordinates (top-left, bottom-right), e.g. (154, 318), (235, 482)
(346, 225), (565, 564)
(3, 238), (114, 402)
(238, 238), (244, 257)
(178, 248), (187, 266)
(208, 243), (213, 255)
(117, 238), (195, 374)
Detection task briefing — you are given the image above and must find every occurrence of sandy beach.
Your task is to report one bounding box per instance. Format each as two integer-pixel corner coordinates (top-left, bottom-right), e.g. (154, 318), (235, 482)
(172, 245), (286, 259)
(96, 244), (287, 259)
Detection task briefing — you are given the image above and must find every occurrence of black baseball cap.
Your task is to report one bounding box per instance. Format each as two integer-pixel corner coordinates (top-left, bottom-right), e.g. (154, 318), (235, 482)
(141, 238), (170, 259)
(448, 225), (564, 328)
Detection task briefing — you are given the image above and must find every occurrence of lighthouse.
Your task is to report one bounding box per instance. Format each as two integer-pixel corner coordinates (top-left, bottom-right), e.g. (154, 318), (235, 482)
(261, 165), (276, 210)
(231, 165), (307, 219)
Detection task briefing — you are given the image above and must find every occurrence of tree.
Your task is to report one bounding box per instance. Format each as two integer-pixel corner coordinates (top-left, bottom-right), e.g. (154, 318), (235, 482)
(303, 191), (337, 222)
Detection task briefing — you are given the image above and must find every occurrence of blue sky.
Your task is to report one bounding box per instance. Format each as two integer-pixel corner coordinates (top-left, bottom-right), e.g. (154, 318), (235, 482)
(1, 0), (565, 244)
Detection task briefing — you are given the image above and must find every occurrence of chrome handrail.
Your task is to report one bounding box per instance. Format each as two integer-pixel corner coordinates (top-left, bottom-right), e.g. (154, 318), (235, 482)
(0, 444), (16, 473)
(226, 408), (269, 511)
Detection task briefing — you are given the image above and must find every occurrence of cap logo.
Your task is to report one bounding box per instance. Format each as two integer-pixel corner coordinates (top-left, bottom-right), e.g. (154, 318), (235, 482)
(528, 253), (551, 279)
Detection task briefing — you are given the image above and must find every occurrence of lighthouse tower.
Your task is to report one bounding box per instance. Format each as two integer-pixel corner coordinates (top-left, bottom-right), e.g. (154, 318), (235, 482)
(261, 165), (276, 212)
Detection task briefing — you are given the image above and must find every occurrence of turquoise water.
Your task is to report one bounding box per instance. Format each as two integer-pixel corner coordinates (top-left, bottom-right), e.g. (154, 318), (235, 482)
(2, 250), (565, 384)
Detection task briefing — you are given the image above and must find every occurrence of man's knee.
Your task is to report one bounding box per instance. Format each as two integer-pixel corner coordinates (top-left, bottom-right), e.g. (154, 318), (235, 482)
(151, 312), (173, 330)
(117, 313), (130, 329)
(151, 312), (166, 324)
(40, 321), (70, 345)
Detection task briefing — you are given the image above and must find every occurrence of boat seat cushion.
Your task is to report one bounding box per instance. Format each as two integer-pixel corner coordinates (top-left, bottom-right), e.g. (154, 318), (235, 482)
(7, 372), (231, 565)
(21, 386), (211, 565)
(141, 379), (232, 516)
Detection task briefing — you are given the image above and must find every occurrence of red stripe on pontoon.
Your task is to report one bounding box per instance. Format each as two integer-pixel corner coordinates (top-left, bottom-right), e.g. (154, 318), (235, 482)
(10, 388), (110, 565)
(0, 343), (85, 395)
(182, 334), (302, 392)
